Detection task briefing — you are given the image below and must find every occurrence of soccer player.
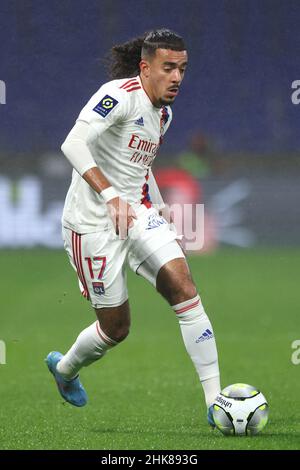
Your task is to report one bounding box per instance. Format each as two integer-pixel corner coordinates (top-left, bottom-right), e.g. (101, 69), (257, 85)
(46, 29), (220, 426)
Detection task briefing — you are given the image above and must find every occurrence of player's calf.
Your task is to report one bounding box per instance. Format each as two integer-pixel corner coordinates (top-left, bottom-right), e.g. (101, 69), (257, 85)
(56, 320), (118, 380)
(173, 295), (221, 413)
(55, 302), (130, 381)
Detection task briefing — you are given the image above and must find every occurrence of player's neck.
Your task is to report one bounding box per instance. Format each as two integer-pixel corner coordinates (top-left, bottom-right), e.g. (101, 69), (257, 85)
(139, 74), (161, 108)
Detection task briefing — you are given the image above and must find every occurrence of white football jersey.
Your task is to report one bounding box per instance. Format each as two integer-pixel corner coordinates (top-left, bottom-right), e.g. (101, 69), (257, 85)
(62, 75), (172, 233)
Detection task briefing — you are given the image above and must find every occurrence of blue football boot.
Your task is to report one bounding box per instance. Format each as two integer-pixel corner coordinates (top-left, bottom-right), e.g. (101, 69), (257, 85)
(207, 404), (216, 428)
(45, 351), (87, 407)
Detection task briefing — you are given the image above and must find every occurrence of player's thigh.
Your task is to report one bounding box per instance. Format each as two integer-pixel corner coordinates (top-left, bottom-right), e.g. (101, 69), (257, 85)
(134, 240), (186, 287)
(156, 256), (197, 301)
(127, 206), (179, 274)
(62, 227), (129, 309)
(137, 244), (196, 304)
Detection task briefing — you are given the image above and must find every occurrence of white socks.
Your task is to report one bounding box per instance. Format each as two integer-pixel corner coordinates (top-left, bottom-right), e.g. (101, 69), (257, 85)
(173, 294), (221, 407)
(57, 321), (117, 380)
(56, 295), (220, 409)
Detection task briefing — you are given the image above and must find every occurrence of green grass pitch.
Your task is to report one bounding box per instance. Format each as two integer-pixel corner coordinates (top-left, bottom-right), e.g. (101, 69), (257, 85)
(0, 248), (299, 450)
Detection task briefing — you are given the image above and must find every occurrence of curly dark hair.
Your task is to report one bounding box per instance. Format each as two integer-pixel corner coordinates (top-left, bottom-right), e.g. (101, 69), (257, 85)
(107, 28), (186, 79)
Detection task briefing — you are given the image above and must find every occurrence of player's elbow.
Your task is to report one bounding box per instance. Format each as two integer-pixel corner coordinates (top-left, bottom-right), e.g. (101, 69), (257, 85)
(61, 138), (75, 162)
(60, 139), (77, 171)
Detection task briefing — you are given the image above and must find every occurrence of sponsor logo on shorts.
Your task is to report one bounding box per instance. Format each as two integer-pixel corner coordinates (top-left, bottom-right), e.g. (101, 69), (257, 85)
(145, 213), (167, 230)
(92, 282), (105, 295)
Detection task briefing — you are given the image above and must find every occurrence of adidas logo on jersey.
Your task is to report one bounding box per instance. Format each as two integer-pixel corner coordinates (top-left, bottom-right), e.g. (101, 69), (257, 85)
(195, 329), (214, 343)
(134, 117), (144, 126)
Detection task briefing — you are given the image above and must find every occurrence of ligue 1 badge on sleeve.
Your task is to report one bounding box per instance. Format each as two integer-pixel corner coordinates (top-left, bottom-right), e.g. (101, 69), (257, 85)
(92, 282), (105, 295)
(93, 95), (119, 117)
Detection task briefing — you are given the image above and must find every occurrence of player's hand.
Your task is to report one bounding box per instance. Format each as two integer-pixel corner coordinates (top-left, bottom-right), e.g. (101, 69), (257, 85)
(106, 197), (137, 239)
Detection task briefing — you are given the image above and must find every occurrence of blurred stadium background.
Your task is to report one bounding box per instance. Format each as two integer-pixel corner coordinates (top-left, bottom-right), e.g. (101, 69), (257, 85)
(0, 0), (300, 248)
(0, 0), (299, 450)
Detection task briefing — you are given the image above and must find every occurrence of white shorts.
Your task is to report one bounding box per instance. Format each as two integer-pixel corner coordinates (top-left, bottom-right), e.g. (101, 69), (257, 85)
(62, 205), (184, 308)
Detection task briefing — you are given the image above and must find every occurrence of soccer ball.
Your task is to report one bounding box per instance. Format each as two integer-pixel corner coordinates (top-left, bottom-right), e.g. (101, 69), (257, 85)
(212, 383), (269, 436)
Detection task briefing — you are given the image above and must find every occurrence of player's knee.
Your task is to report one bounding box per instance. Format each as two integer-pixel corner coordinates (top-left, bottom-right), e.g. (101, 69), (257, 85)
(95, 301), (130, 344)
(102, 323), (130, 343)
(177, 282), (197, 301)
(163, 280), (197, 305)
(111, 326), (130, 343)
(157, 264), (197, 303)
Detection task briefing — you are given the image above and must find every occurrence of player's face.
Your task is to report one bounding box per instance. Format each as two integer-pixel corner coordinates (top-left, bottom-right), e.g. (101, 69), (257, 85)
(144, 49), (188, 107)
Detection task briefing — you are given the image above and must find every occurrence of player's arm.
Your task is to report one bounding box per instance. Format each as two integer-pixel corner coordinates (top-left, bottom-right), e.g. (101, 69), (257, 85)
(83, 166), (137, 239)
(61, 120), (112, 191)
(61, 120), (136, 238)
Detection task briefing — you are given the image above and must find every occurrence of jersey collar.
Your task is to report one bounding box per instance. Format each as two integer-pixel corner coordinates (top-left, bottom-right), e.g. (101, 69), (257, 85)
(136, 75), (161, 112)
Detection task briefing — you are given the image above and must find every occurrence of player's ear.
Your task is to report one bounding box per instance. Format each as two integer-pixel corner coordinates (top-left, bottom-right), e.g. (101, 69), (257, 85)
(139, 59), (150, 78)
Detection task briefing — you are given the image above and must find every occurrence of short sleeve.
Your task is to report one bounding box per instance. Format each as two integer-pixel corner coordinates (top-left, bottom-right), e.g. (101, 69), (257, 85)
(76, 82), (129, 136)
